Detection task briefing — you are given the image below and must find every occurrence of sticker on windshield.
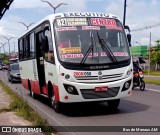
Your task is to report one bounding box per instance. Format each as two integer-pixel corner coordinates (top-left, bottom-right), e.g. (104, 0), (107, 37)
(101, 52), (128, 56)
(114, 52), (128, 56)
(90, 18), (117, 26)
(60, 47), (81, 54)
(106, 26), (122, 31)
(56, 27), (77, 31)
(88, 53), (98, 57)
(56, 18), (88, 27)
(82, 26), (100, 30)
(62, 54), (83, 59)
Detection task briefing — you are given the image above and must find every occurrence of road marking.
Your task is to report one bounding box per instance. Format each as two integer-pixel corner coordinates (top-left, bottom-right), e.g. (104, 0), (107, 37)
(146, 88), (160, 93)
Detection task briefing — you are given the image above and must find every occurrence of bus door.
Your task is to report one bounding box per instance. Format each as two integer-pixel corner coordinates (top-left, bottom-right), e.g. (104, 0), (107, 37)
(35, 31), (46, 94)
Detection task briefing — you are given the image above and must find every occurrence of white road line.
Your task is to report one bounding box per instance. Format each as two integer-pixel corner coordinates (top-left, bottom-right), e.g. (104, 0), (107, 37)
(146, 88), (160, 93)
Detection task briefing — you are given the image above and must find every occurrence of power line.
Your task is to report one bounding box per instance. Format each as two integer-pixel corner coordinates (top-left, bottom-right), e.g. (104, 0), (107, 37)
(131, 22), (160, 32)
(2, 27), (25, 31)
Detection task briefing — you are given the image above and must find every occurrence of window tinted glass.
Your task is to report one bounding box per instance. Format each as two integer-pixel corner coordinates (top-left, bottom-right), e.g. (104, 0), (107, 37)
(11, 64), (19, 70)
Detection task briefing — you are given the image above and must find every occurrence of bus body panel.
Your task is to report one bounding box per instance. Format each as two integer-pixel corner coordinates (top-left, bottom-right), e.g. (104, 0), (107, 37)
(20, 59), (40, 94)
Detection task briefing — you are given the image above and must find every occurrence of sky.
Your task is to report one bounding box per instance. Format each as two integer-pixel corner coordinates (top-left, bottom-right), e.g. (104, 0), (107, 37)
(0, 0), (160, 53)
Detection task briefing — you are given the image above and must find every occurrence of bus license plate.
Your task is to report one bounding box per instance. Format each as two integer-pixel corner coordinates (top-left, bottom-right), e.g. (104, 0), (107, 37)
(95, 87), (108, 92)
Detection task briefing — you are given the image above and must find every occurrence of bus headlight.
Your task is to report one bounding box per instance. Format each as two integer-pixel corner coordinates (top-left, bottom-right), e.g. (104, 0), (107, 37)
(127, 70), (132, 75)
(68, 86), (74, 93)
(122, 79), (131, 91)
(63, 84), (79, 95)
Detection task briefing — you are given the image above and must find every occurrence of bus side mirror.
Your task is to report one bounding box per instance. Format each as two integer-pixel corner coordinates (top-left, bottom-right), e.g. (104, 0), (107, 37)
(127, 34), (131, 47)
(124, 25), (131, 47)
(124, 25), (130, 32)
(42, 26), (50, 52)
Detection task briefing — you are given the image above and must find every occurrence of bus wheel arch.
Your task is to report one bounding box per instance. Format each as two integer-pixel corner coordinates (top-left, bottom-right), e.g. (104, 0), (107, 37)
(48, 81), (61, 113)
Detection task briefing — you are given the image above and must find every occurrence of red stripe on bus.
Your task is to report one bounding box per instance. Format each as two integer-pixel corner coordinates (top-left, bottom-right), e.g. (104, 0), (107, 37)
(30, 80), (41, 94)
(53, 84), (60, 102)
(21, 79), (29, 90)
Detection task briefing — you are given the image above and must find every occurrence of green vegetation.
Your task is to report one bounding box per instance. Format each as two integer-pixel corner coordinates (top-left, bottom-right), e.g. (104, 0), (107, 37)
(144, 78), (160, 85)
(143, 70), (160, 76)
(0, 108), (11, 113)
(150, 40), (160, 70)
(0, 54), (9, 64)
(0, 80), (56, 134)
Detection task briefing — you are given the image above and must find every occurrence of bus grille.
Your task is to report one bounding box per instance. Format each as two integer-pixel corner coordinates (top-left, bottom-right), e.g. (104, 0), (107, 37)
(80, 87), (120, 99)
(75, 73), (123, 80)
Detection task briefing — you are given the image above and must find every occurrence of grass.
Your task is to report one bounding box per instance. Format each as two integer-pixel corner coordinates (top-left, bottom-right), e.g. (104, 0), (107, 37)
(144, 78), (160, 85)
(0, 80), (56, 134)
(0, 108), (11, 113)
(143, 70), (160, 76)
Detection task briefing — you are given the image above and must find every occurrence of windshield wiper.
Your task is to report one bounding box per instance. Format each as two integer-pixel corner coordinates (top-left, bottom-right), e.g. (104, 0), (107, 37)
(80, 31), (95, 64)
(97, 32), (117, 63)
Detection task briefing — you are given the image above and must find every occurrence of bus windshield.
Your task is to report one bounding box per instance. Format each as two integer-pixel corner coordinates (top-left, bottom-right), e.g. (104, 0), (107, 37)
(54, 17), (130, 65)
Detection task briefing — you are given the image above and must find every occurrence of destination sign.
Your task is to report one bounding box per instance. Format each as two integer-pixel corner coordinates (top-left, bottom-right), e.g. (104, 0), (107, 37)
(56, 18), (88, 27)
(64, 12), (110, 18)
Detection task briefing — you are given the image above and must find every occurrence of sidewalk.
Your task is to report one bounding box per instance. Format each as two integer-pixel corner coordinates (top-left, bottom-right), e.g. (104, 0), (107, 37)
(0, 87), (43, 135)
(144, 75), (160, 81)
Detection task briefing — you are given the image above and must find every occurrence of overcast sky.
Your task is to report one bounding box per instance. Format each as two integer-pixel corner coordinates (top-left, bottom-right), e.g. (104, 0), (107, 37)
(0, 0), (160, 52)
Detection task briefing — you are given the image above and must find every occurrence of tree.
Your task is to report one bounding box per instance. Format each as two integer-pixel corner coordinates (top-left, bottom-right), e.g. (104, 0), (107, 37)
(0, 53), (9, 64)
(150, 40), (160, 70)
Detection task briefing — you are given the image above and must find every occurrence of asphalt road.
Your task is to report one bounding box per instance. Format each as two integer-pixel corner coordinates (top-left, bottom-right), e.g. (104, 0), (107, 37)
(0, 70), (160, 135)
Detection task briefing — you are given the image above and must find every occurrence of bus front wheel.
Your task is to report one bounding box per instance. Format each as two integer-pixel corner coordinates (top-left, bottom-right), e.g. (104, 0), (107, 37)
(107, 99), (120, 110)
(51, 94), (61, 113)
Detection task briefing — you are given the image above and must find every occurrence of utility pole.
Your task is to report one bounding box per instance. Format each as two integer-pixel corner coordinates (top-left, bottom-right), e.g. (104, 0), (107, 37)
(41, 0), (68, 14)
(18, 22), (34, 30)
(3, 37), (13, 58)
(14, 42), (15, 52)
(123, 0), (127, 26)
(0, 42), (7, 54)
(148, 32), (151, 76)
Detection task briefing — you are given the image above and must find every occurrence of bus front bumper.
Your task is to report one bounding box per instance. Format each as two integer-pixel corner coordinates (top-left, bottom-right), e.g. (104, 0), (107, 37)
(58, 76), (132, 103)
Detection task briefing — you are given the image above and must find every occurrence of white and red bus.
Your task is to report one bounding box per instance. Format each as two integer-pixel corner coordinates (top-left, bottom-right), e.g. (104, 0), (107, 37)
(18, 12), (133, 113)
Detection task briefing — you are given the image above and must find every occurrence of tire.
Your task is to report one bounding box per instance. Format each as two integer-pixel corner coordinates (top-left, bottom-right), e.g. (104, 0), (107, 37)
(10, 77), (14, 83)
(140, 80), (145, 91)
(50, 86), (61, 113)
(51, 94), (62, 113)
(8, 76), (10, 82)
(107, 99), (120, 110)
(29, 81), (36, 99)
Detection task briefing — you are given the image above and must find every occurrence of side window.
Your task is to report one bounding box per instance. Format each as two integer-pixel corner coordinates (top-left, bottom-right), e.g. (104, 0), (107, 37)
(44, 26), (55, 63)
(19, 39), (23, 60)
(29, 32), (35, 58)
(23, 37), (29, 59)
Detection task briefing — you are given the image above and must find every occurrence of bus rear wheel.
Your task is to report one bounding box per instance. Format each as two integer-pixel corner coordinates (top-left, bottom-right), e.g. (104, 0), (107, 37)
(107, 99), (120, 110)
(28, 81), (36, 99)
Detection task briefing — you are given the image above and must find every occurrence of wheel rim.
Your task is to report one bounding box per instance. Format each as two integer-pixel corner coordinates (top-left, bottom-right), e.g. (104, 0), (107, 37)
(51, 95), (55, 107)
(31, 91), (34, 97)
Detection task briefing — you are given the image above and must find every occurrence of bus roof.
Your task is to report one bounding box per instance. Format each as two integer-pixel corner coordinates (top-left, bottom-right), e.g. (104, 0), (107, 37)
(19, 12), (120, 38)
